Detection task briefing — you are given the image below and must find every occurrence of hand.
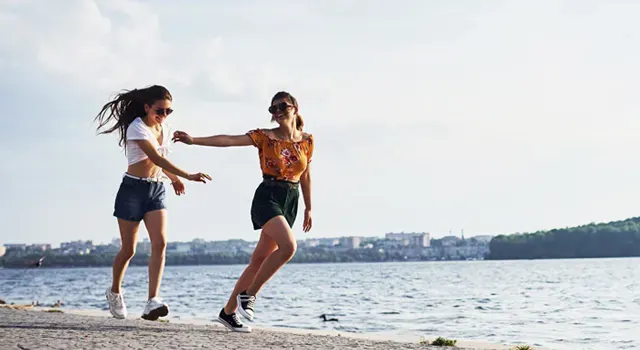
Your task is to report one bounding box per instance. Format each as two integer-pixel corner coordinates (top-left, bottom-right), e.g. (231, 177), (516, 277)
(172, 131), (194, 145)
(187, 172), (212, 183)
(303, 208), (312, 232)
(171, 180), (185, 195)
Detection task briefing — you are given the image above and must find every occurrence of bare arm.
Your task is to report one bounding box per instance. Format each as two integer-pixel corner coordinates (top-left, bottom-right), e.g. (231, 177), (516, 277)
(173, 131), (254, 147)
(300, 165), (312, 211)
(300, 165), (313, 232)
(194, 134), (253, 147)
(135, 140), (203, 180)
(162, 169), (180, 183)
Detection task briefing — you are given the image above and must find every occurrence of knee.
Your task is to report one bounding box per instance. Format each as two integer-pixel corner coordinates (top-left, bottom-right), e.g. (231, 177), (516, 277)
(120, 247), (136, 261)
(151, 237), (167, 254)
(279, 240), (297, 261)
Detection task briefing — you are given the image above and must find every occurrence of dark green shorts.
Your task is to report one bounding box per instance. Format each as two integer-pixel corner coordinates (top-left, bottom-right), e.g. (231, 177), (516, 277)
(250, 176), (300, 230)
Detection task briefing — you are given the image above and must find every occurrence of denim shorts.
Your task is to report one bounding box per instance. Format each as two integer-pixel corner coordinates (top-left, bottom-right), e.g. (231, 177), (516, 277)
(113, 175), (166, 222)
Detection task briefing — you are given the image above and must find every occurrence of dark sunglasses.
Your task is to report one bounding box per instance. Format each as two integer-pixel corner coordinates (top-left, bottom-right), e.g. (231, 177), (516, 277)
(268, 102), (292, 114)
(155, 108), (174, 116)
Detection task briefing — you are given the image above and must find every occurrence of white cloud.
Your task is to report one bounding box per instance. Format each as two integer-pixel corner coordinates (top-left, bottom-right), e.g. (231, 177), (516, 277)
(0, 0), (300, 103)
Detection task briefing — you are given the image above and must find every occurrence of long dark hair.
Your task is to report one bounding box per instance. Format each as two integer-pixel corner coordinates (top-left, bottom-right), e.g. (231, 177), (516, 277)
(94, 85), (172, 149)
(271, 91), (304, 131)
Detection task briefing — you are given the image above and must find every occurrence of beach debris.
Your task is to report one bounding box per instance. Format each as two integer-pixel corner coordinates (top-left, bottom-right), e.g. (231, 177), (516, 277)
(0, 304), (34, 310)
(318, 314), (338, 322)
(0, 299), (5, 304)
(421, 336), (457, 347)
(44, 309), (64, 313)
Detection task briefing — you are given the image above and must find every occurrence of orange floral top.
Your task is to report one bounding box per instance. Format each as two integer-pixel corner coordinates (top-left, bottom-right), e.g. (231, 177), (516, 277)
(246, 129), (314, 182)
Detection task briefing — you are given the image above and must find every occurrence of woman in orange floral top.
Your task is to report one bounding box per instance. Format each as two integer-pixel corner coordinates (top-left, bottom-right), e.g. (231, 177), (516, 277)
(172, 91), (313, 332)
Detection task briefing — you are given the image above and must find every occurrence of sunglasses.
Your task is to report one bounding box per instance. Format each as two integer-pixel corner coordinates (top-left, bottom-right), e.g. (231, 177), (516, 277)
(155, 108), (174, 116)
(268, 102), (292, 114)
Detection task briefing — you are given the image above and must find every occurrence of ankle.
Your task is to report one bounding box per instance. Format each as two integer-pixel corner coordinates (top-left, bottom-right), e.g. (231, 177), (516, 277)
(223, 305), (236, 315)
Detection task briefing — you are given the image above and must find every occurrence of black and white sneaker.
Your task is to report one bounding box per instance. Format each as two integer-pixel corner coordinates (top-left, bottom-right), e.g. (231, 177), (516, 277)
(217, 308), (251, 333)
(236, 291), (256, 321)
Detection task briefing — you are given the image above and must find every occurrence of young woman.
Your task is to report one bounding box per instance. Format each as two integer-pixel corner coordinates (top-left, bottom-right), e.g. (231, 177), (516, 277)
(95, 85), (211, 320)
(172, 91), (314, 332)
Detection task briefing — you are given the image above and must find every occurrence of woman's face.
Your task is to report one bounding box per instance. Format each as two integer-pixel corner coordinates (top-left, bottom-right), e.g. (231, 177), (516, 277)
(269, 98), (295, 125)
(145, 99), (173, 125)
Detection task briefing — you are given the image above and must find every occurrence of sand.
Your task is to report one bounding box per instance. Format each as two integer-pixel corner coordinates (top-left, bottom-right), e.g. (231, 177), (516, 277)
(0, 307), (539, 350)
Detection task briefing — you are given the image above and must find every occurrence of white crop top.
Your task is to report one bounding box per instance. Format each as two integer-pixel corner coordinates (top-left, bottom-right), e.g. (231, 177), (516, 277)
(125, 117), (172, 167)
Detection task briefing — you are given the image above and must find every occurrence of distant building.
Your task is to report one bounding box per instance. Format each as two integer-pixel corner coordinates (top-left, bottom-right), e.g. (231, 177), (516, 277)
(318, 238), (339, 247)
(385, 232), (431, 247)
(440, 236), (459, 247)
(0, 245), (5, 257)
(339, 236), (361, 249)
(61, 240), (93, 250)
(4, 244), (26, 250)
(137, 238), (151, 255)
(300, 239), (319, 248)
(24, 244), (51, 252)
(471, 235), (493, 244)
(167, 242), (191, 254)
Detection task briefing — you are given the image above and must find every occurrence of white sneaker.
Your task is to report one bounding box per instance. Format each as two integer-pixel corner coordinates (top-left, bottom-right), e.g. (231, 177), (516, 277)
(142, 297), (169, 321)
(105, 289), (127, 319)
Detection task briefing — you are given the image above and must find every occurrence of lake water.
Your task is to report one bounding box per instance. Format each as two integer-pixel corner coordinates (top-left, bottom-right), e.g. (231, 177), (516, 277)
(1, 259), (638, 350)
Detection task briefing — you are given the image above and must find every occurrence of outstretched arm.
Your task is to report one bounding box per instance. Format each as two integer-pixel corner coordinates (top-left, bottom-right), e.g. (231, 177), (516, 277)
(135, 140), (211, 183)
(173, 131), (253, 147)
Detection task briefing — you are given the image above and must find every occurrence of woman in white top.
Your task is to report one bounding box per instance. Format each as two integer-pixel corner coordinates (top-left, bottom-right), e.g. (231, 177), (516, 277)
(94, 85), (211, 321)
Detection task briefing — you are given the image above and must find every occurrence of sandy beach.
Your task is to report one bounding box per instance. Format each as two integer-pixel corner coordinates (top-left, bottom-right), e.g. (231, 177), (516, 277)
(0, 306), (540, 350)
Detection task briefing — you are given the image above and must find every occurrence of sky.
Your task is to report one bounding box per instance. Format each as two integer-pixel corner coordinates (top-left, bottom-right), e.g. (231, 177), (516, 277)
(1, 0), (640, 246)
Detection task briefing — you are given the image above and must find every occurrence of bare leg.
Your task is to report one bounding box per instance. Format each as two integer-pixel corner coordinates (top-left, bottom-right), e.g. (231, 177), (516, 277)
(245, 216), (296, 296)
(143, 209), (168, 299)
(223, 233), (278, 314)
(111, 219), (140, 293)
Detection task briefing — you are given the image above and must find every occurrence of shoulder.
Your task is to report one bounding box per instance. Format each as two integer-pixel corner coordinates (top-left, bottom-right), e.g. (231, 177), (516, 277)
(302, 132), (313, 143)
(246, 128), (269, 147)
(126, 117), (149, 139)
(128, 117), (148, 130)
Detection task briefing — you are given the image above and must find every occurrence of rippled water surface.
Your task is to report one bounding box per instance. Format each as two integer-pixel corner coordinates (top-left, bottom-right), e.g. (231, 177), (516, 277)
(1, 259), (638, 350)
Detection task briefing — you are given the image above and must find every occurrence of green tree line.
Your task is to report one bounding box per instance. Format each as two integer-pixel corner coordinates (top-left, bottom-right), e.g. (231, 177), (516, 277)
(488, 217), (640, 259)
(0, 247), (399, 268)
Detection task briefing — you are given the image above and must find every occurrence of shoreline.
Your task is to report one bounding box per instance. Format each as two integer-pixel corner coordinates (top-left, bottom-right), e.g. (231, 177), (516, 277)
(0, 305), (548, 350)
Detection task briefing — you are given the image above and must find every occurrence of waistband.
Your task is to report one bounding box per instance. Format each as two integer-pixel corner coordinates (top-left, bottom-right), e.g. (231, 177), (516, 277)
(123, 173), (163, 183)
(262, 175), (299, 188)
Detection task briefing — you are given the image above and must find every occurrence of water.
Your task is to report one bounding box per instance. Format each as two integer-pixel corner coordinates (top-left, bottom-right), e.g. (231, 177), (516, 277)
(1, 259), (638, 350)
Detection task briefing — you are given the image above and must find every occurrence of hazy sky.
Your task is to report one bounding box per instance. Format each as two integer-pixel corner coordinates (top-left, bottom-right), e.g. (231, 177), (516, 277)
(1, 0), (639, 246)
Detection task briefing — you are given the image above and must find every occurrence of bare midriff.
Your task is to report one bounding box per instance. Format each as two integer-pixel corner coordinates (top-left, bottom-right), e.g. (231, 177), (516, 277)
(126, 158), (163, 178)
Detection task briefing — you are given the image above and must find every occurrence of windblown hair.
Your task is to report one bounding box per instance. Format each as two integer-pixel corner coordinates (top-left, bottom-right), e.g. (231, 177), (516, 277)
(94, 84), (172, 149)
(271, 91), (304, 131)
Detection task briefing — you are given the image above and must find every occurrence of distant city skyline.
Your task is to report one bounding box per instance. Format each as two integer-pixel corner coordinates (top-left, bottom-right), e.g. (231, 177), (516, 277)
(2, 1), (640, 246)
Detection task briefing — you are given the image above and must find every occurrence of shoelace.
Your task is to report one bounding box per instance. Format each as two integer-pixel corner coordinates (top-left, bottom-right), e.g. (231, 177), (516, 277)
(245, 295), (256, 310)
(113, 294), (125, 308)
(231, 313), (242, 325)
